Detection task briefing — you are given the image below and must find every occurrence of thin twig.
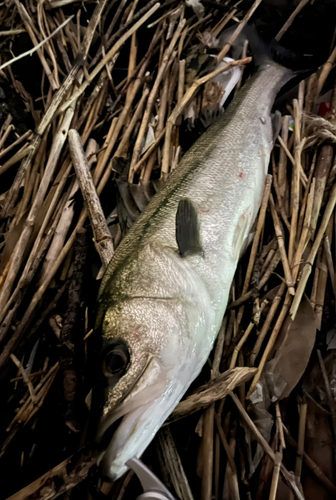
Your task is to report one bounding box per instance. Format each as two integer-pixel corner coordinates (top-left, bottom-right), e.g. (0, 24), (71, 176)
(0, 105), (76, 313)
(216, 0), (263, 62)
(230, 393), (304, 500)
(315, 46), (336, 102)
(0, 16), (74, 71)
(290, 182), (336, 319)
(6, 450), (99, 500)
(59, 3), (161, 114)
(237, 175), (272, 325)
(157, 427), (194, 500)
(317, 350), (336, 440)
(68, 130), (114, 268)
(283, 425), (336, 495)
(10, 353), (37, 403)
(275, 0), (310, 42)
(294, 402), (307, 486)
(269, 194), (295, 294)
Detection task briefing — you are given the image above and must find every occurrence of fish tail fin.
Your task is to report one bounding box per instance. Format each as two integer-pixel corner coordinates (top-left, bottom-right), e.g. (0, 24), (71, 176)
(220, 23), (318, 76)
(242, 24), (273, 69)
(243, 22), (324, 78)
(243, 24), (306, 76)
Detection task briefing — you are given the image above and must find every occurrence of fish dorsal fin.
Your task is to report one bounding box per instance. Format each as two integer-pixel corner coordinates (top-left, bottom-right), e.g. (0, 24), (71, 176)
(176, 198), (203, 257)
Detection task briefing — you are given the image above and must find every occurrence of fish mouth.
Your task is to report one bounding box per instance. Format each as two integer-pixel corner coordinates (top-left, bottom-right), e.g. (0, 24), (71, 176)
(97, 356), (170, 480)
(98, 399), (157, 479)
(96, 352), (204, 480)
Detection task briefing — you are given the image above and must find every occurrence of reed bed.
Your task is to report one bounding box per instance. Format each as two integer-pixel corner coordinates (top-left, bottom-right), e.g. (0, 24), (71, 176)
(0, 1), (335, 500)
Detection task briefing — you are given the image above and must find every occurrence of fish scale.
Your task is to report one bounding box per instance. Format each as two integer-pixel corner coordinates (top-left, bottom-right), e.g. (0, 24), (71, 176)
(95, 60), (292, 480)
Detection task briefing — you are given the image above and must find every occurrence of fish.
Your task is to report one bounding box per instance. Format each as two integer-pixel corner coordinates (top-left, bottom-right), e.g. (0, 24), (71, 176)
(94, 48), (293, 480)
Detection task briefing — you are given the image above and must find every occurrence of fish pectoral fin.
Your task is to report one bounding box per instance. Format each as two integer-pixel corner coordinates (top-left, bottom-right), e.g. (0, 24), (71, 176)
(176, 198), (203, 258)
(271, 110), (282, 147)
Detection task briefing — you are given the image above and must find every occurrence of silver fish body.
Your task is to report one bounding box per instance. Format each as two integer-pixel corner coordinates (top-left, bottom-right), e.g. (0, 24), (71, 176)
(95, 61), (292, 479)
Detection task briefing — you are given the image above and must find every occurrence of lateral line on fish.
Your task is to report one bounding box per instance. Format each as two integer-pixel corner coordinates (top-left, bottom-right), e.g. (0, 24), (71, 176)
(122, 295), (176, 302)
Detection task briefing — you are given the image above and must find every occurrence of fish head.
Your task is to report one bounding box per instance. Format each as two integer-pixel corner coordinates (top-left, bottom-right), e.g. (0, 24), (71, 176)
(94, 295), (194, 481)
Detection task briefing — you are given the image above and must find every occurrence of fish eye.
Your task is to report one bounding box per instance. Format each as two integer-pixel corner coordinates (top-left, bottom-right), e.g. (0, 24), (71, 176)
(102, 343), (129, 377)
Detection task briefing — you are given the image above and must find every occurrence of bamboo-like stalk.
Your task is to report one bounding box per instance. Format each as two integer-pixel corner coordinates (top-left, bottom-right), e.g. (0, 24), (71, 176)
(297, 151), (317, 236)
(201, 405), (215, 500)
(269, 194), (295, 294)
(157, 427), (194, 500)
(124, 23), (138, 104)
(228, 249), (281, 312)
(310, 246), (322, 310)
(323, 235), (336, 295)
(230, 393), (304, 500)
(128, 15), (186, 178)
(317, 350), (336, 440)
(314, 218), (333, 330)
(0, 114), (12, 139)
(275, 404), (286, 450)
(283, 426), (336, 495)
(176, 59), (185, 127)
(237, 175), (272, 326)
(310, 145), (334, 240)
(261, 245), (276, 275)
(288, 99), (302, 264)
(214, 433), (220, 500)
(230, 300), (268, 369)
(291, 178), (315, 282)
(275, 0), (310, 41)
(0, 105), (76, 312)
(10, 353), (37, 403)
(0, 0), (106, 222)
(115, 87), (150, 160)
(294, 403), (307, 483)
(290, 182), (336, 319)
(215, 415), (240, 500)
(95, 66), (150, 184)
(0, 123), (14, 151)
(59, 3), (161, 114)
(248, 288), (292, 394)
(212, 8), (236, 38)
(268, 451), (282, 500)
(277, 135), (308, 189)
(141, 70), (169, 180)
(305, 72), (318, 115)
(216, 0), (263, 62)
(0, 130), (32, 161)
(0, 162), (72, 329)
(168, 368), (256, 423)
(14, 0), (58, 90)
(272, 157), (291, 230)
(315, 45), (336, 101)
(202, 313), (227, 500)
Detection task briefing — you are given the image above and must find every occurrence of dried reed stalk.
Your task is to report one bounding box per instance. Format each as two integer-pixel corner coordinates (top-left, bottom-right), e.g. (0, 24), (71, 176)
(291, 182), (336, 319)
(230, 393), (305, 500)
(167, 368), (257, 423)
(216, 0), (263, 62)
(68, 130), (114, 268)
(237, 175), (272, 325)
